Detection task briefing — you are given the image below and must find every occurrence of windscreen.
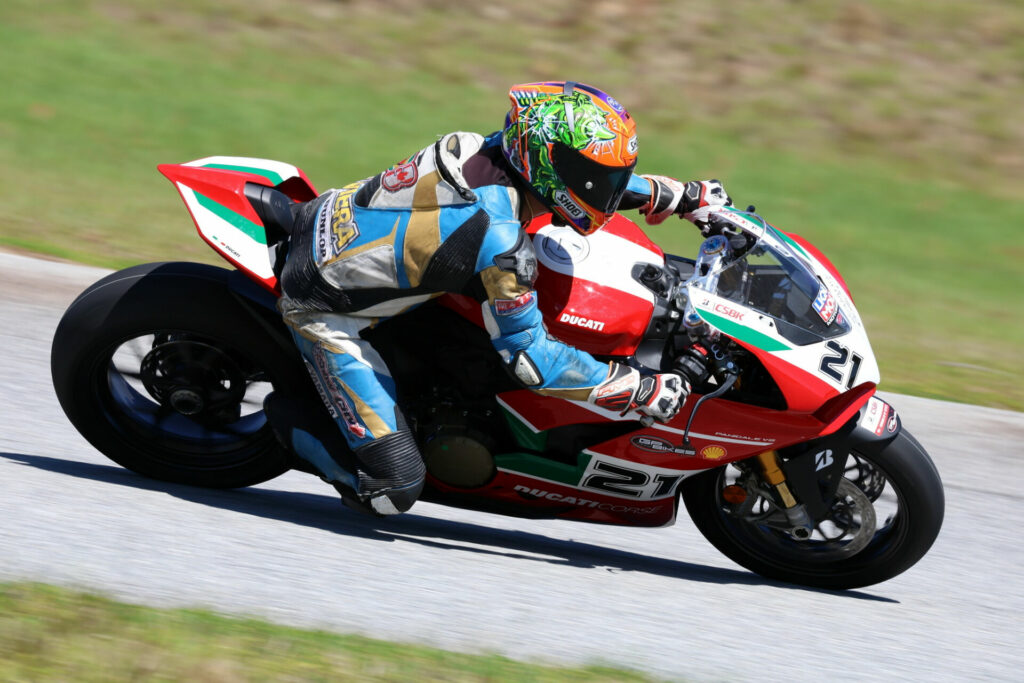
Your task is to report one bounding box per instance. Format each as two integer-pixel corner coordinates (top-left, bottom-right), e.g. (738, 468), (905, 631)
(711, 230), (851, 345)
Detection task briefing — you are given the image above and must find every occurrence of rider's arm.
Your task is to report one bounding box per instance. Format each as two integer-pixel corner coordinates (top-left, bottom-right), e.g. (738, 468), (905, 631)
(476, 221), (607, 399)
(474, 221), (688, 421)
(618, 173), (658, 211)
(619, 174), (732, 226)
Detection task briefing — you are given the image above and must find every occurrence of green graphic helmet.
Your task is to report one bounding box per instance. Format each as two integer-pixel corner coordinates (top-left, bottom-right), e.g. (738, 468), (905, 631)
(502, 81), (638, 235)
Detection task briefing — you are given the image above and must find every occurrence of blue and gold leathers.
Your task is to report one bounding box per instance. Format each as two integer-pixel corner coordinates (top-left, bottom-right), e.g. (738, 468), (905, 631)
(276, 131), (655, 511)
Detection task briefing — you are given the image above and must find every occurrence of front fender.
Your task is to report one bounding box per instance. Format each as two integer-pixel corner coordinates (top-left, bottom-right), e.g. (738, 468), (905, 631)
(780, 396), (902, 521)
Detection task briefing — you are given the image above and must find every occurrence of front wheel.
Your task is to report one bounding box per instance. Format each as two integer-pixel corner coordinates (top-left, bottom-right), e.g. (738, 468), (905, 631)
(681, 429), (944, 589)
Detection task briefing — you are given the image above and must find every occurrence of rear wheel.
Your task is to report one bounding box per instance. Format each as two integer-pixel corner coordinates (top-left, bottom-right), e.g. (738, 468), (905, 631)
(682, 429), (944, 589)
(51, 262), (305, 488)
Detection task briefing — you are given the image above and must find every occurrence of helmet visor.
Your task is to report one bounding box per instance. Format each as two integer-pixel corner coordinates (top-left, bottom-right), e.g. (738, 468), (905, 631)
(551, 141), (636, 217)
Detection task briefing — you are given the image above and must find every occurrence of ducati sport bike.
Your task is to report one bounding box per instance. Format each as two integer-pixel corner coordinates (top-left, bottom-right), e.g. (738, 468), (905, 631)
(51, 156), (944, 589)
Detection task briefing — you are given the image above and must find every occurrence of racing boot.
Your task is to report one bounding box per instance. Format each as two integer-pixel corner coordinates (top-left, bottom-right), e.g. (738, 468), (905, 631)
(263, 392), (406, 517)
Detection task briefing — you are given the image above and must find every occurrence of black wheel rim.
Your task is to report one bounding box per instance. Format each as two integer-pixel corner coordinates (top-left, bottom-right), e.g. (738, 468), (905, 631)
(711, 451), (910, 573)
(95, 330), (274, 470)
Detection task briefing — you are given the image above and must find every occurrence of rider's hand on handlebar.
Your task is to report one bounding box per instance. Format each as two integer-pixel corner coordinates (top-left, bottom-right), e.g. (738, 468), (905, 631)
(590, 363), (690, 423)
(634, 373), (689, 422)
(638, 176), (732, 230)
(681, 180), (732, 232)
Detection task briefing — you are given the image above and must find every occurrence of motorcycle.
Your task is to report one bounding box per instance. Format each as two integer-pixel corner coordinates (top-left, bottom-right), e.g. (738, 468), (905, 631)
(51, 155), (944, 590)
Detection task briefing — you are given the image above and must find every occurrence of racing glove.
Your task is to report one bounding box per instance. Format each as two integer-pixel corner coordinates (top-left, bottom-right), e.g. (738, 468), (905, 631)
(589, 363), (689, 422)
(639, 175), (732, 229)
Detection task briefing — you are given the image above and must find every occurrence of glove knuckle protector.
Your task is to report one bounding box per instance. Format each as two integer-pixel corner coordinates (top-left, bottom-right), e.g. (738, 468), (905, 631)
(589, 363), (689, 422)
(682, 179), (733, 230)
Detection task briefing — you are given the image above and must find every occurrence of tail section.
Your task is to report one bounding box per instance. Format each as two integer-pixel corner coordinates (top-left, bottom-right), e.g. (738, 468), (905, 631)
(158, 156), (317, 293)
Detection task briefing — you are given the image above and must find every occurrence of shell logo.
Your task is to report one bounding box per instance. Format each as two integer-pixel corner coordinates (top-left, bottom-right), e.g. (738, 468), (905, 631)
(700, 445), (728, 460)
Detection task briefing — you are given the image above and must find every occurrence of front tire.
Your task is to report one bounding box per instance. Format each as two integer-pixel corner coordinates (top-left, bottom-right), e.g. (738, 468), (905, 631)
(51, 262), (305, 488)
(682, 429), (944, 589)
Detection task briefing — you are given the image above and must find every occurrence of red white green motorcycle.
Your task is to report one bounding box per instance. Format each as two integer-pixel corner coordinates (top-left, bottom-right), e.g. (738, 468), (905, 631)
(51, 156), (944, 589)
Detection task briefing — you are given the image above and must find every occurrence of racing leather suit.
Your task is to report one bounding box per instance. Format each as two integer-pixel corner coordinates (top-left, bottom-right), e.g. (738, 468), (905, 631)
(277, 131), (664, 515)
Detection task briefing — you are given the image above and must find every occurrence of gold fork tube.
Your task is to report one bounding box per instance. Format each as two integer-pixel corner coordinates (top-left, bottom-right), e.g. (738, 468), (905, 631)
(755, 450), (798, 509)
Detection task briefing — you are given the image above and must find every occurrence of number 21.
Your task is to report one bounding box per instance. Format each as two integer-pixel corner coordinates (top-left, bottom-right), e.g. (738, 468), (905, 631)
(819, 340), (862, 389)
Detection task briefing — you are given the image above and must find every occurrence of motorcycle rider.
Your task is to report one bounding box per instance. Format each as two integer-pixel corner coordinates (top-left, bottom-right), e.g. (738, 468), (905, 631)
(267, 81), (732, 516)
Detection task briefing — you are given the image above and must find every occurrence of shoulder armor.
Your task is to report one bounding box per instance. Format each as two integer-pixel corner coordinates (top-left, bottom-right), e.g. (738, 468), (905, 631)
(434, 132), (484, 202)
(358, 132), (485, 210)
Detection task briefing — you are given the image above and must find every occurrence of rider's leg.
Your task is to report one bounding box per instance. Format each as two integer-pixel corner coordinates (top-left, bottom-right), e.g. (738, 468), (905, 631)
(271, 308), (426, 515)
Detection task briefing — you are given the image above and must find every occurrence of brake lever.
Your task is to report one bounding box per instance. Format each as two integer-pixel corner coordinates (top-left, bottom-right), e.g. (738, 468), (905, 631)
(680, 371), (738, 451)
(637, 370), (738, 433)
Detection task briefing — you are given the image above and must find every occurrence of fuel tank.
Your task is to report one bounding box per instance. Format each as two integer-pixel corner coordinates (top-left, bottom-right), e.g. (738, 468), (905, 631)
(525, 214), (664, 357)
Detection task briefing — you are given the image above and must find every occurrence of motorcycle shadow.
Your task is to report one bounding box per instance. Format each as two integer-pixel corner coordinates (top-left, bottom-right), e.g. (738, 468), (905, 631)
(4, 452), (896, 602)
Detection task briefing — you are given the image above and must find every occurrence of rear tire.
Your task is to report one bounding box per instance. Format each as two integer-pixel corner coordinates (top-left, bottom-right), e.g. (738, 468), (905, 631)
(682, 429), (944, 589)
(51, 262), (305, 488)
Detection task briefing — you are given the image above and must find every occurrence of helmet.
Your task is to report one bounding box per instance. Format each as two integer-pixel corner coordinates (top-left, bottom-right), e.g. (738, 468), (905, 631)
(502, 81), (638, 235)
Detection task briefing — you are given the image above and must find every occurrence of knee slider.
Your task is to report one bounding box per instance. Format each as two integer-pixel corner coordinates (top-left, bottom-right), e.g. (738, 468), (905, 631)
(354, 430), (425, 512)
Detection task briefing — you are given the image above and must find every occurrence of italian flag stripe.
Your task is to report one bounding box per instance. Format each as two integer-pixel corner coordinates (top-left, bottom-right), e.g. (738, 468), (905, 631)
(200, 163), (284, 186)
(193, 190), (265, 242)
(699, 309), (792, 352)
(494, 452), (589, 487)
(771, 226), (811, 260)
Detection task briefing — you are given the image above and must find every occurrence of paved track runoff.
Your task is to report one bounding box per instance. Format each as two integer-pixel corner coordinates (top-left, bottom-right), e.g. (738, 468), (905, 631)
(1, 251), (1022, 682)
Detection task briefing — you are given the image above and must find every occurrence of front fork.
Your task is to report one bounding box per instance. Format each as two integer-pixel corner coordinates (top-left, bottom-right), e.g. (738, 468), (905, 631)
(754, 450), (815, 539)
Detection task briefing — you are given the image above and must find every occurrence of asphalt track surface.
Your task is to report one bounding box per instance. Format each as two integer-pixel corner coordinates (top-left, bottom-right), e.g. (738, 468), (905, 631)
(1, 250), (1022, 682)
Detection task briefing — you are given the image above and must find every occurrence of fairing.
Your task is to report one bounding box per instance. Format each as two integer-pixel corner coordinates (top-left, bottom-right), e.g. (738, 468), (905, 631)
(682, 209), (880, 411)
(158, 156), (317, 293)
(526, 214), (663, 356)
(452, 209), (881, 526)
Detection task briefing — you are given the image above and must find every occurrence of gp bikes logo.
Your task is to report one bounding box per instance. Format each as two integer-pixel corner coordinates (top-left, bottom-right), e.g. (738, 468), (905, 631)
(630, 436), (680, 454)
(381, 160), (418, 192)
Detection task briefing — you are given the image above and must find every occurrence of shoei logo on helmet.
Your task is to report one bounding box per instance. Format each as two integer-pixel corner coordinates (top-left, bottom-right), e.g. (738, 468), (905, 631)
(554, 190), (585, 220)
(627, 135), (638, 155)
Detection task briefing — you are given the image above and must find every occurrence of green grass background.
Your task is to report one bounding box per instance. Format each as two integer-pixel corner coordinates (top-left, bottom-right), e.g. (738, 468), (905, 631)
(1, 2), (1022, 675)
(2, 0), (1022, 412)
(0, 582), (657, 681)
